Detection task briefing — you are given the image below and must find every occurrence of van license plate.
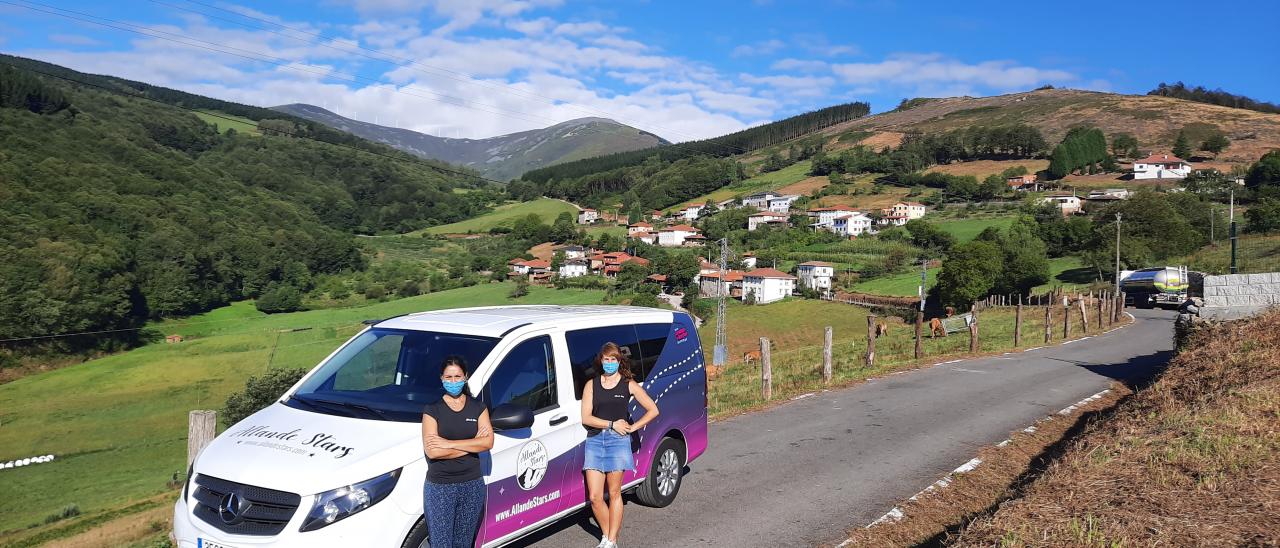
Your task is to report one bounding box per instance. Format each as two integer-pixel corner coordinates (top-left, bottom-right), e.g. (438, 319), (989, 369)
(198, 539), (236, 548)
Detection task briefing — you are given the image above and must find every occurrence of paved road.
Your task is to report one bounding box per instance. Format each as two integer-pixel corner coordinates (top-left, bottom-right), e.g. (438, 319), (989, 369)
(513, 309), (1176, 548)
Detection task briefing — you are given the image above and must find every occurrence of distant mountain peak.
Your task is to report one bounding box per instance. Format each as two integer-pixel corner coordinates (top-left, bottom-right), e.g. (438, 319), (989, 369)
(269, 104), (664, 180)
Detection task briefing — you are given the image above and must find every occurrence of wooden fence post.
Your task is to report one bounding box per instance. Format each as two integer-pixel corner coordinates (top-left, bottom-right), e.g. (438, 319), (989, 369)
(914, 311), (923, 359)
(1116, 292), (1125, 323)
(760, 337), (772, 400)
(968, 304), (979, 353)
(865, 315), (877, 368)
(188, 410), (216, 467)
(1044, 305), (1052, 343)
(823, 327), (833, 385)
(1014, 296), (1023, 347)
(1097, 293), (1105, 330)
(1063, 302), (1071, 339)
(1078, 297), (1089, 333)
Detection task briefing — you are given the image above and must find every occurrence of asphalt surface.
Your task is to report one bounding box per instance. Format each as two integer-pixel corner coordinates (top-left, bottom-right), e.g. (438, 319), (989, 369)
(512, 309), (1176, 548)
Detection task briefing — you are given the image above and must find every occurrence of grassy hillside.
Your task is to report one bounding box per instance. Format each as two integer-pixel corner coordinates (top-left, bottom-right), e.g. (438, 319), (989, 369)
(822, 88), (1280, 165)
(678, 160), (814, 207)
(0, 283), (605, 534)
(417, 198), (578, 234)
(193, 109), (260, 135)
(934, 215), (1016, 242)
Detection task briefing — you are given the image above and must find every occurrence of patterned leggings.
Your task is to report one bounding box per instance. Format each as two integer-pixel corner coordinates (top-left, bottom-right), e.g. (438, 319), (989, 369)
(423, 478), (486, 548)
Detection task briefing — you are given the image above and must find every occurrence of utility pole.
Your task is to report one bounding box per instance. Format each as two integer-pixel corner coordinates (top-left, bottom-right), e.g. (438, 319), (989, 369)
(918, 258), (928, 313)
(1114, 213), (1122, 295)
(713, 238), (729, 367)
(1230, 178), (1241, 274)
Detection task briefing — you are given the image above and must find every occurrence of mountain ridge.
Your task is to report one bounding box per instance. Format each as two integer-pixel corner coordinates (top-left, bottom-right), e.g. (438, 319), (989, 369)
(271, 103), (668, 181)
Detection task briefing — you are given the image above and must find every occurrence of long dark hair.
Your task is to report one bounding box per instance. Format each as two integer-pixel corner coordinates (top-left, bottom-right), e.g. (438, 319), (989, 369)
(439, 356), (472, 398)
(594, 342), (634, 381)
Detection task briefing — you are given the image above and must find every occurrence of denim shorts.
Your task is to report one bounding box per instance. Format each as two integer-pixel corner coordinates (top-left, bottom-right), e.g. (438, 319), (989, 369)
(583, 429), (634, 472)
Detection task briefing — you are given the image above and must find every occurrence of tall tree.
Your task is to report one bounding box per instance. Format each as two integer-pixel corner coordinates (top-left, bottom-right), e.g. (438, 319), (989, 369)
(1172, 131), (1192, 159)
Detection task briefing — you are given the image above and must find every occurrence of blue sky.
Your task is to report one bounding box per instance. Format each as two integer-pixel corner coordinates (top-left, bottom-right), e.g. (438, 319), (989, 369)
(2, 0), (1276, 141)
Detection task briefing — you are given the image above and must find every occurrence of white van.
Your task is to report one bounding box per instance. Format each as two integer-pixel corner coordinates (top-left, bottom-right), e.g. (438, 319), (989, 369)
(173, 305), (709, 547)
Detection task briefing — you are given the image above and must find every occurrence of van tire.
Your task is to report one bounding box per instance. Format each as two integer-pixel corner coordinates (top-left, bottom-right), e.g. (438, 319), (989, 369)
(634, 437), (684, 508)
(402, 517), (429, 548)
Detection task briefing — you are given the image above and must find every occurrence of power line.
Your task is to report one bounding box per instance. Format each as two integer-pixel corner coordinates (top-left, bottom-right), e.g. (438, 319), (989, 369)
(154, 0), (752, 155)
(7, 0), (754, 167)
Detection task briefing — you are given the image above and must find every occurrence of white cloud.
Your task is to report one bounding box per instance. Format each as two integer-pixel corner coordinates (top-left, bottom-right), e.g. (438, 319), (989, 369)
(731, 39), (785, 58)
(552, 21), (611, 36)
(739, 73), (835, 98)
(48, 34), (103, 46)
(831, 53), (1076, 90)
(770, 58), (827, 72)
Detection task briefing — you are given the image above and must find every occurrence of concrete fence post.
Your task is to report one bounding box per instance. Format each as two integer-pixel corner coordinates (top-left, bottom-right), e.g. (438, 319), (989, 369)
(1097, 293), (1105, 330)
(760, 337), (772, 400)
(968, 304), (979, 353)
(1063, 302), (1071, 339)
(1079, 297), (1089, 333)
(914, 311), (923, 359)
(1014, 296), (1023, 347)
(823, 327), (833, 385)
(188, 410), (216, 468)
(1044, 305), (1052, 344)
(865, 315), (877, 368)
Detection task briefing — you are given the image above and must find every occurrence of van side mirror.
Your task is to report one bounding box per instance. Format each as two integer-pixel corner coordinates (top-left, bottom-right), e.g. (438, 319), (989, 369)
(490, 403), (534, 431)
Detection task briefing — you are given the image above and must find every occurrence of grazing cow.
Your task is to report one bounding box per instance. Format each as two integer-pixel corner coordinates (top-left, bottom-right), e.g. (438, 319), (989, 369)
(875, 321), (890, 338)
(929, 317), (946, 338)
(743, 350), (761, 366)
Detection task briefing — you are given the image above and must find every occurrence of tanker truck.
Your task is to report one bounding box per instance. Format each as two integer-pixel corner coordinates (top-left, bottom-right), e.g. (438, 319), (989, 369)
(1120, 266), (1201, 309)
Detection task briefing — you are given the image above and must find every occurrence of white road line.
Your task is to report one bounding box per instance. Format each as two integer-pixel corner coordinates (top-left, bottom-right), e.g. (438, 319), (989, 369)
(951, 367), (988, 374)
(953, 457), (983, 474)
(791, 392), (815, 401)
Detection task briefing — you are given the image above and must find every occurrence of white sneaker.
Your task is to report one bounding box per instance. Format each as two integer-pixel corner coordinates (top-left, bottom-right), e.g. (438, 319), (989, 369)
(595, 539), (609, 548)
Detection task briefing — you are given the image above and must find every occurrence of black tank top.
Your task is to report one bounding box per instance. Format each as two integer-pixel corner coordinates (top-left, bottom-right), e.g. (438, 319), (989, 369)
(423, 396), (484, 484)
(592, 375), (631, 423)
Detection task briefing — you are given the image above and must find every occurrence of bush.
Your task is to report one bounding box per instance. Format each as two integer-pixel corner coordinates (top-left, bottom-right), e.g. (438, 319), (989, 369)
(43, 504), (81, 524)
(222, 368), (309, 427)
(397, 279), (421, 298)
(364, 284), (386, 300)
(255, 285), (303, 314)
(630, 293), (660, 308)
(510, 277), (530, 298)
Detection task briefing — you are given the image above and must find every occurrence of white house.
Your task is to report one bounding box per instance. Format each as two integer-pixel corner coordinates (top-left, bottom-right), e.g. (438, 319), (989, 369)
(627, 221), (653, 236)
(698, 270), (744, 299)
(888, 202), (927, 220)
(561, 245), (586, 260)
(767, 195), (800, 214)
(630, 231), (657, 245)
(1133, 153), (1191, 180)
(741, 268), (797, 304)
(1085, 188), (1131, 201)
(748, 211), (790, 231)
(679, 204), (705, 222)
(577, 208), (599, 224)
(795, 261), (835, 294)
(559, 259), (588, 278)
(1043, 194), (1082, 216)
(657, 224), (702, 247)
(831, 212), (874, 236)
(741, 191), (779, 209)
(741, 253), (758, 270)
(807, 205), (860, 227)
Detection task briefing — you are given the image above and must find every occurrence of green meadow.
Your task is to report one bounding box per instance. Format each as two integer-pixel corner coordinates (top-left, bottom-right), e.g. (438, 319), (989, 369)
(416, 198), (579, 235)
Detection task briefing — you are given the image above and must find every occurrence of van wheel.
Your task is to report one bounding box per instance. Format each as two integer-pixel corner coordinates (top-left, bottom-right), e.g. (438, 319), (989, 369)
(634, 437), (684, 508)
(402, 517), (429, 548)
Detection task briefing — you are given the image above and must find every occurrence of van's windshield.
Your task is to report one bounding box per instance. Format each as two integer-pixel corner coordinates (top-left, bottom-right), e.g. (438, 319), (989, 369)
(286, 328), (499, 422)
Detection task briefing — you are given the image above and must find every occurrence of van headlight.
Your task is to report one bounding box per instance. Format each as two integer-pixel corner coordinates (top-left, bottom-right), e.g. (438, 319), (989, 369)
(299, 469), (401, 532)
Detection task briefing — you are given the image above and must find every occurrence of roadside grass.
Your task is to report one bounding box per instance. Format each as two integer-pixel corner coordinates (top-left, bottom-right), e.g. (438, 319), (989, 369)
(947, 309), (1280, 546)
(415, 198), (578, 235)
(704, 299), (1119, 419)
(0, 283), (605, 535)
(192, 110), (260, 136)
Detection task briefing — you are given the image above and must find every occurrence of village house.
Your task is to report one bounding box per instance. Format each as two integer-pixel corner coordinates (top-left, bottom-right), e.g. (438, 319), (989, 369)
(1007, 173), (1040, 191)
(768, 195), (800, 214)
(1043, 194), (1082, 216)
(716, 198), (737, 211)
(589, 252), (650, 278)
(741, 268), (797, 304)
(1133, 153), (1192, 180)
(560, 245), (586, 260)
(627, 221), (653, 236)
(630, 230), (656, 245)
(807, 205), (860, 227)
(558, 258), (588, 278)
(679, 204), (704, 222)
(649, 210), (665, 222)
(888, 202), (927, 220)
(748, 211), (790, 231)
(832, 212), (875, 236)
(657, 224), (703, 247)
(509, 258), (551, 279)
(699, 270), (744, 299)
(577, 208), (599, 224)
(1085, 188), (1131, 202)
(795, 261), (835, 294)
(741, 253), (758, 270)
(741, 191), (779, 209)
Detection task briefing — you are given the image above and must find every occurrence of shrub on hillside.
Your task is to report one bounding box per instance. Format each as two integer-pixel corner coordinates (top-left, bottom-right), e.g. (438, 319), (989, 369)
(222, 368), (308, 427)
(255, 285), (303, 314)
(630, 293), (660, 308)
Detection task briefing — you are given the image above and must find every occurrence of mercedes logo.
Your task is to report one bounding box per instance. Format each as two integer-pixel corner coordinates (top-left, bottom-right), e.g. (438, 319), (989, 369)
(218, 491), (250, 525)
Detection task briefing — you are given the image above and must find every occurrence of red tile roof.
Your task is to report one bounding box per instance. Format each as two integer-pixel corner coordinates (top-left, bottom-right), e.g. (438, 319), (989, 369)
(522, 259), (550, 269)
(798, 261), (834, 267)
(1136, 153), (1188, 164)
(744, 268), (797, 280)
(661, 224), (700, 232)
(808, 205), (858, 212)
(646, 274), (668, 282)
(629, 221), (653, 228)
(702, 270), (745, 282)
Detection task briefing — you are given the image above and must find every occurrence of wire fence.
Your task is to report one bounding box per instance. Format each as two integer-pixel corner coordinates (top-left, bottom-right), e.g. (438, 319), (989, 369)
(1184, 233), (1280, 276)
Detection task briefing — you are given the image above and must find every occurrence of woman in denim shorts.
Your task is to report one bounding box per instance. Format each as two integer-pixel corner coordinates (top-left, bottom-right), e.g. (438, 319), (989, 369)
(580, 343), (659, 548)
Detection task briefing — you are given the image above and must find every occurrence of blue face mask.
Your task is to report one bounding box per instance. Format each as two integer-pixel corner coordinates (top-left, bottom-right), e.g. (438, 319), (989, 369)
(442, 379), (466, 397)
(601, 359), (620, 375)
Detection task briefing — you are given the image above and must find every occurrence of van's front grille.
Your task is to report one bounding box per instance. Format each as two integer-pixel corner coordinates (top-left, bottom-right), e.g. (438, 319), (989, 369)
(192, 474), (301, 536)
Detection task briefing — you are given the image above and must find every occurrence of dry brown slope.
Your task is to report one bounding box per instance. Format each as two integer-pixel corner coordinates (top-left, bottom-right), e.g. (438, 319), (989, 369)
(817, 88), (1280, 164)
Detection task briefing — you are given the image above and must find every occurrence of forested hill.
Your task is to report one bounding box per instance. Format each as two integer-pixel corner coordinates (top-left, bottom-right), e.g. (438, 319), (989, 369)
(0, 57), (489, 353)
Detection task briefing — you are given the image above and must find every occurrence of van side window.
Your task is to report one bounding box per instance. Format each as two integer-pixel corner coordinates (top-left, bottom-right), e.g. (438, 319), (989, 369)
(634, 323), (671, 381)
(484, 335), (557, 413)
(565, 325), (642, 400)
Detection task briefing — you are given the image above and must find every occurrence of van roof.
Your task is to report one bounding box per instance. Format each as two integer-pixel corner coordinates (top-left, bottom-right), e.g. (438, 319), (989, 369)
(374, 305), (677, 337)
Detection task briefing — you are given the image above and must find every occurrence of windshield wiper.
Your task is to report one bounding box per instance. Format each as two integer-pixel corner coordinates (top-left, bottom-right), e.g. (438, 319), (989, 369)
(303, 396), (393, 421)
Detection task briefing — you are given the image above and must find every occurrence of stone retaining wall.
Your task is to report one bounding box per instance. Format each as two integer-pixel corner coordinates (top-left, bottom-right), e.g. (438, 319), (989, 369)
(1200, 272), (1280, 320)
